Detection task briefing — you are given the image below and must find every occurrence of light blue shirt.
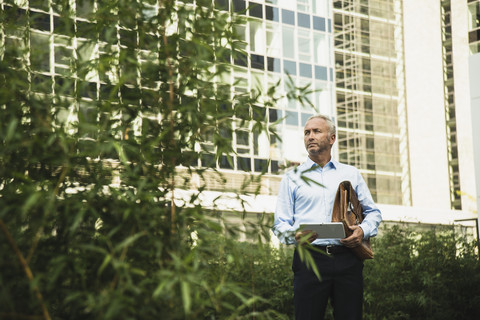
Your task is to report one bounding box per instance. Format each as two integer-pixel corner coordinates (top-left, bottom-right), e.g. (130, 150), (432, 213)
(273, 157), (382, 246)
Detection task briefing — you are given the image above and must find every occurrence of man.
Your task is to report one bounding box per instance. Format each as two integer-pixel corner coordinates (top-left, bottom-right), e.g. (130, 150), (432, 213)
(273, 114), (382, 320)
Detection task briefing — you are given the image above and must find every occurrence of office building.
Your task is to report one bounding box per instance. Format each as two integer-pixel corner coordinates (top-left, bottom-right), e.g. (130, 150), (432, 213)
(333, 0), (409, 206)
(215, 0), (479, 227)
(402, 0), (476, 214)
(1, 0), (478, 231)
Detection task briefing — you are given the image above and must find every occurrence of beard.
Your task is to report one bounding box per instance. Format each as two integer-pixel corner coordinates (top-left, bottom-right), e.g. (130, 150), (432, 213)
(305, 139), (330, 155)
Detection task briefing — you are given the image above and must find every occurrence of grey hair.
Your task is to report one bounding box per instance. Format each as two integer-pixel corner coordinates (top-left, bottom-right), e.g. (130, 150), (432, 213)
(306, 114), (336, 135)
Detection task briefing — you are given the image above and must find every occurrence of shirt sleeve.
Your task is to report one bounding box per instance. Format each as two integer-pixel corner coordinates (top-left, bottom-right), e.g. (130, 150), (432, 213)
(355, 171), (382, 239)
(272, 173), (297, 245)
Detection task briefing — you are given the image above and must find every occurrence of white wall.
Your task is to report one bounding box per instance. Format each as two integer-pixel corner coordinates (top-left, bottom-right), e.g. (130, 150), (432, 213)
(403, 0), (451, 209)
(469, 53), (480, 233)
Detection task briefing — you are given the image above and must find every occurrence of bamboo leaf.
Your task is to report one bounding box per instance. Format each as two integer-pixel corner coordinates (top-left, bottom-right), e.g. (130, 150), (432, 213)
(98, 254), (112, 276)
(114, 232), (145, 253)
(181, 280), (192, 315)
(5, 118), (18, 142)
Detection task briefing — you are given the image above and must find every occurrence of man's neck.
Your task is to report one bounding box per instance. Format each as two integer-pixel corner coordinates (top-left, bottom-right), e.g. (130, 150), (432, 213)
(309, 154), (332, 168)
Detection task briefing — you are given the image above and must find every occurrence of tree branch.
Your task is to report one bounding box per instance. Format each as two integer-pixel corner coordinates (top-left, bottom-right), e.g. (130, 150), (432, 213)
(0, 219), (51, 320)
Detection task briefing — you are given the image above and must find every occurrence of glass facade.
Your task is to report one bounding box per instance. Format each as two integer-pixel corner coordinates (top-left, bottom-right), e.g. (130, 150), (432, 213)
(1, 0), (416, 204)
(469, 0), (480, 54)
(0, 0), (335, 195)
(441, 0), (462, 209)
(221, 0), (336, 169)
(333, 0), (410, 205)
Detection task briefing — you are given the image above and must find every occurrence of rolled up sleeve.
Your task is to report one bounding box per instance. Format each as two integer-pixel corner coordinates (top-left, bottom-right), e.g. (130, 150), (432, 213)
(272, 175), (297, 245)
(355, 172), (382, 239)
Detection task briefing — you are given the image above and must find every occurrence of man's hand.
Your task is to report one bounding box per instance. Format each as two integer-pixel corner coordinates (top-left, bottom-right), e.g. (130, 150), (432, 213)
(295, 230), (318, 245)
(340, 225), (364, 248)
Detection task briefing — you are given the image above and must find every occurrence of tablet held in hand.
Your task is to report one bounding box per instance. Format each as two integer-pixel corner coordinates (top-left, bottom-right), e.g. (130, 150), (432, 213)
(299, 222), (346, 239)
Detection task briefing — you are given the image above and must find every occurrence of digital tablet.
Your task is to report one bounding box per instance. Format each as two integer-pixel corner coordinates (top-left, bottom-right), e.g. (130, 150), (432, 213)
(299, 222), (346, 239)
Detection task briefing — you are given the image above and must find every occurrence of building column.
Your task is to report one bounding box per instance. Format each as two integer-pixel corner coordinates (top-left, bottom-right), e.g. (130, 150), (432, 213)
(469, 53), (480, 238)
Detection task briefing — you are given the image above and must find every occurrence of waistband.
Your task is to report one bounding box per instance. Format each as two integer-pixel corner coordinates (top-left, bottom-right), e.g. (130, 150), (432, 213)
(312, 245), (350, 255)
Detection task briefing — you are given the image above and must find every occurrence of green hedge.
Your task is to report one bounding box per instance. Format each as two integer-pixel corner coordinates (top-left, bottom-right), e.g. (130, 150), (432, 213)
(364, 225), (480, 320)
(209, 225), (480, 320)
(2, 216), (480, 319)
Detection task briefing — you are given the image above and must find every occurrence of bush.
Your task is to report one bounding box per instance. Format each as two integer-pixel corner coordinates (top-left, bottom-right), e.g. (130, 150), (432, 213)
(215, 239), (295, 319)
(1, 1), (290, 319)
(212, 225), (480, 320)
(364, 225), (480, 320)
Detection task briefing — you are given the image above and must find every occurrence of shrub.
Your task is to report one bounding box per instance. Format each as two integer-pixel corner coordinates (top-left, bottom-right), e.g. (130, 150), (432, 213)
(364, 225), (480, 320)
(217, 225), (480, 320)
(0, 1), (290, 319)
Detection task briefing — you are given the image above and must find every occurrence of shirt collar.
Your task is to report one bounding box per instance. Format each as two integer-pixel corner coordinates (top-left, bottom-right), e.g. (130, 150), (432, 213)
(305, 157), (338, 170)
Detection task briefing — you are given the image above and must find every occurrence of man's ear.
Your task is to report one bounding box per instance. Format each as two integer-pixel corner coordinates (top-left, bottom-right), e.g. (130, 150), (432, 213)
(330, 133), (336, 145)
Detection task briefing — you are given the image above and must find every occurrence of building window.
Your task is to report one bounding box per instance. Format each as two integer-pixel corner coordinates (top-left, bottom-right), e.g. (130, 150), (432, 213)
(468, 1), (480, 30)
(236, 130), (250, 154)
(286, 111), (299, 125)
(313, 16), (326, 31)
(30, 11), (51, 31)
(282, 26), (295, 59)
(30, 32), (50, 73)
(219, 155), (234, 169)
(249, 2), (263, 19)
(298, 29), (312, 62)
(297, 0), (310, 13)
(215, 0), (229, 10)
(254, 159), (269, 172)
(283, 59), (296, 75)
(237, 156), (252, 171)
(297, 12), (311, 29)
(314, 32), (328, 65)
(251, 54), (265, 70)
(267, 57), (281, 72)
(233, 0), (246, 12)
(266, 22), (281, 57)
(266, 5), (279, 22)
(249, 20), (265, 54)
(315, 65), (328, 80)
(299, 63), (312, 78)
(470, 41), (480, 54)
(469, 29), (480, 43)
(269, 108), (282, 122)
(282, 9), (295, 25)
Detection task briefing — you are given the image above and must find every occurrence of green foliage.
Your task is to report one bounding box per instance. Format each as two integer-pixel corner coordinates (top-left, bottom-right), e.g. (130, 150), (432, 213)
(190, 234), (295, 320)
(0, 1), (288, 319)
(208, 225), (480, 320)
(364, 225), (480, 320)
(214, 239), (294, 319)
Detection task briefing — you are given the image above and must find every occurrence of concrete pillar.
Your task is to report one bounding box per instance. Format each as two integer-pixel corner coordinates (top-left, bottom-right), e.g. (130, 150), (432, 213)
(469, 53), (480, 239)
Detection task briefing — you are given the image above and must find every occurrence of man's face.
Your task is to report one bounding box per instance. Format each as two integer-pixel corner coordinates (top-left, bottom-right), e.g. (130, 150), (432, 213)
(303, 118), (336, 156)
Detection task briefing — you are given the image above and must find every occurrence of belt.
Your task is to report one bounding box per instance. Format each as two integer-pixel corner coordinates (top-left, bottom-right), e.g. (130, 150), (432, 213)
(313, 245), (350, 255)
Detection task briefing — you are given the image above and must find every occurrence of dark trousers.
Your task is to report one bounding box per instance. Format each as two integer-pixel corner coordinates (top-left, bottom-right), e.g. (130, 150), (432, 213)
(292, 247), (364, 320)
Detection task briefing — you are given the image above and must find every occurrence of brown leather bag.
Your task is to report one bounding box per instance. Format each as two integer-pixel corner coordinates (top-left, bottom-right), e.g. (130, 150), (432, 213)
(331, 181), (374, 260)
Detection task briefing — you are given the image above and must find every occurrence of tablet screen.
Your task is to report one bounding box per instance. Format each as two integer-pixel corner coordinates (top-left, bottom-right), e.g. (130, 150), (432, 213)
(299, 222), (346, 239)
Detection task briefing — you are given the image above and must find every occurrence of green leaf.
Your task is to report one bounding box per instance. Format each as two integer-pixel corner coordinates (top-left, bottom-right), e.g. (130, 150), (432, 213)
(98, 254), (112, 276)
(5, 118), (18, 142)
(22, 192), (41, 214)
(114, 232), (145, 253)
(113, 141), (128, 164)
(181, 280), (191, 315)
(69, 209), (86, 234)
